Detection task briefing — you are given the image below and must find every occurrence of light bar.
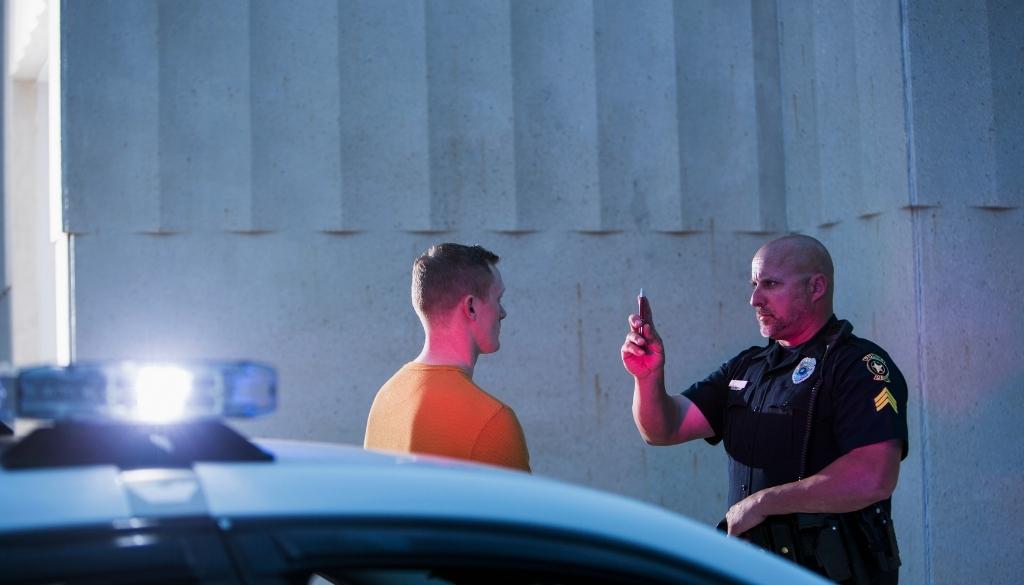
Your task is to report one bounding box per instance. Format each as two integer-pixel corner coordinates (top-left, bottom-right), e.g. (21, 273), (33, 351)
(14, 361), (276, 423)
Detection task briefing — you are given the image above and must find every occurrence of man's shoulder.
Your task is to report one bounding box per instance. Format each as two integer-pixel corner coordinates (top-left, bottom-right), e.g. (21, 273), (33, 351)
(829, 328), (906, 382)
(729, 344), (771, 365)
(463, 380), (513, 412)
(834, 330), (898, 362)
(389, 363), (508, 408)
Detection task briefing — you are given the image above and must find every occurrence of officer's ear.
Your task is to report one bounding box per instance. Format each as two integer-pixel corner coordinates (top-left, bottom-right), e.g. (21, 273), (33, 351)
(461, 295), (477, 321)
(808, 273), (828, 302)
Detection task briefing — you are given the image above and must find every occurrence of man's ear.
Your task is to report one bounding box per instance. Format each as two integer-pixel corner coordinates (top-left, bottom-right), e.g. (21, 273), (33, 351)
(463, 295), (477, 320)
(809, 273), (828, 302)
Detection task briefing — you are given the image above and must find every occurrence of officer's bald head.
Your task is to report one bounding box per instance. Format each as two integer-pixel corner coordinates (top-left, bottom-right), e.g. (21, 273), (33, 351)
(757, 235), (833, 279)
(754, 234), (835, 306)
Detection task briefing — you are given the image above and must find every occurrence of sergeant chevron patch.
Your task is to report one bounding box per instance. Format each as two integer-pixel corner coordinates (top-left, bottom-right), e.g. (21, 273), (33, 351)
(874, 387), (898, 413)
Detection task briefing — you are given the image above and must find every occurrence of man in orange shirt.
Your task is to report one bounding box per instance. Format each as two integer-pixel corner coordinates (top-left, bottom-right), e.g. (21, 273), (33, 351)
(364, 243), (530, 472)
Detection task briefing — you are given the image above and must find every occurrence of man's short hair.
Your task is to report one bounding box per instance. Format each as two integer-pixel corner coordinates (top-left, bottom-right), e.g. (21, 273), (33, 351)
(412, 243), (500, 318)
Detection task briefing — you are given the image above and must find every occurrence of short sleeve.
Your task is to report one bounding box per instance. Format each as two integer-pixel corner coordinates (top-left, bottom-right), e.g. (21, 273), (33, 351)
(682, 353), (749, 445)
(830, 347), (909, 458)
(473, 406), (531, 472)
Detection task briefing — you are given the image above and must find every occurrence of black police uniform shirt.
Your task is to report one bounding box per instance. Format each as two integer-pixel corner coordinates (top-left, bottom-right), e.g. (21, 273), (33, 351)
(683, 315), (909, 509)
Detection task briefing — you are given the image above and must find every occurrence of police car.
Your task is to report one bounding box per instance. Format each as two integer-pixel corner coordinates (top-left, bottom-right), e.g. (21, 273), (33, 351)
(0, 361), (827, 584)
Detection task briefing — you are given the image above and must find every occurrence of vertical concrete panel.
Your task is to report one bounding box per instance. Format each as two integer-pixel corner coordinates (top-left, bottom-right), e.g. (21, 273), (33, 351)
(62, 1), (160, 233)
(750, 0), (787, 233)
(810, 1), (861, 225)
(510, 1), (601, 231)
(675, 1), (768, 232)
(905, 0), (998, 207)
(902, 7), (1024, 583)
(338, 0), (432, 231)
(988, 0), (1024, 208)
(425, 0), (516, 231)
(250, 1), (345, 231)
(781, 0), (889, 229)
(158, 0), (253, 232)
(777, 0), (823, 231)
(852, 0), (909, 215)
(916, 209), (1024, 585)
(592, 0), (681, 233)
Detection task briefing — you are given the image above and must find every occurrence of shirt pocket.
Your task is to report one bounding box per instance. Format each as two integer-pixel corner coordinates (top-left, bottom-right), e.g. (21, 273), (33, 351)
(723, 390), (755, 463)
(753, 400), (800, 468)
(765, 390), (814, 476)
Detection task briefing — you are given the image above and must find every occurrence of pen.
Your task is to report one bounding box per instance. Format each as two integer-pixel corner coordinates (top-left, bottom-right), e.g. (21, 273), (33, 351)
(637, 288), (651, 333)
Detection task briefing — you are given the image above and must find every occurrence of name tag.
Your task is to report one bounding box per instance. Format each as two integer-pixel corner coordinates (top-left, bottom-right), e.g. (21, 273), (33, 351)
(728, 379), (748, 391)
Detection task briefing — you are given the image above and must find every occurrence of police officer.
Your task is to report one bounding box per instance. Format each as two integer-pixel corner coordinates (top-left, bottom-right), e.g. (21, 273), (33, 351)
(622, 235), (907, 584)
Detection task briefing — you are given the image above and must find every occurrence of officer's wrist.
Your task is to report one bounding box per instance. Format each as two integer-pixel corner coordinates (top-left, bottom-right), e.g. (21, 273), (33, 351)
(750, 486), (784, 517)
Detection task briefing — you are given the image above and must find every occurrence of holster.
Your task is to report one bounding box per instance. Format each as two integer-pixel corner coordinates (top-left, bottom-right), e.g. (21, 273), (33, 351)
(852, 506), (902, 574)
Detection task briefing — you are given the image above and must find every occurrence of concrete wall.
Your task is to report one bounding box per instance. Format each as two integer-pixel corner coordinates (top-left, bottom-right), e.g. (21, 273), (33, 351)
(52, 1), (1023, 584)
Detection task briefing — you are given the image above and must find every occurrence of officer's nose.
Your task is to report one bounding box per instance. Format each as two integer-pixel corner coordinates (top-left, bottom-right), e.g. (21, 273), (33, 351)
(750, 286), (763, 308)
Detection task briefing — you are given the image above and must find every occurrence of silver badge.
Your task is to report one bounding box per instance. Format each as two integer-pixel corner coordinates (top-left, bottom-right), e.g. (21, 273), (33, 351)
(792, 357), (816, 384)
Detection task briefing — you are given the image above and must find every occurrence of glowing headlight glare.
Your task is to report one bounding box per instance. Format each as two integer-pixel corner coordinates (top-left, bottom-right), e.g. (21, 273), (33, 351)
(133, 365), (194, 423)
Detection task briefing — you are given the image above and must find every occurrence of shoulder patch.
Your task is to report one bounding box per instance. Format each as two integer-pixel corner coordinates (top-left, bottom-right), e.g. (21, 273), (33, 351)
(874, 387), (898, 414)
(862, 353), (891, 383)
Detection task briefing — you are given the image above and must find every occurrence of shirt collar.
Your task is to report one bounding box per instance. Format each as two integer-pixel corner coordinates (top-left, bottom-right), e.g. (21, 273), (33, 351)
(752, 315), (844, 370)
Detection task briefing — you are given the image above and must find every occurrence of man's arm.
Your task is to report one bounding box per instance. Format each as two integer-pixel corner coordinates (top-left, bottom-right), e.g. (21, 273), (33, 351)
(632, 375), (713, 445)
(622, 311), (713, 445)
(725, 439), (902, 535)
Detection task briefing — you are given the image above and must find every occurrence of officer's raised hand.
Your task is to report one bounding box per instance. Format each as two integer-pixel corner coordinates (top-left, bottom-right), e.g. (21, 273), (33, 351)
(621, 302), (664, 380)
(624, 296), (713, 447)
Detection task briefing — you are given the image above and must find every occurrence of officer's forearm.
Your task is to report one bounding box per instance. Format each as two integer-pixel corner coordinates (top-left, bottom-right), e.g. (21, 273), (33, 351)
(751, 440), (902, 515)
(632, 376), (712, 445)
(631, 374), (677, 445)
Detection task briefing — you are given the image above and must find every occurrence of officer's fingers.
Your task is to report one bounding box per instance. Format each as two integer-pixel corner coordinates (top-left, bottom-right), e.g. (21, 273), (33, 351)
(628, 314), (642, 331)
(621, 338), (645, 357)
(626, 330), (647, 346)
(642, 320), (658, 339)
(724, 506), (740, 536)
(642, 323), (664, 348)
(629, 314), (660, 340)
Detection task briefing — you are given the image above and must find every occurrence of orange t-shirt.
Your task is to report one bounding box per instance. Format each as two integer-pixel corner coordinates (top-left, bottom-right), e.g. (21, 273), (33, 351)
(363, 363), (531, 472)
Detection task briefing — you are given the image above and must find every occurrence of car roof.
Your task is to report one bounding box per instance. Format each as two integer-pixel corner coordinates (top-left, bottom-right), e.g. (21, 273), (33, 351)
(0, 437), (826, 584)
